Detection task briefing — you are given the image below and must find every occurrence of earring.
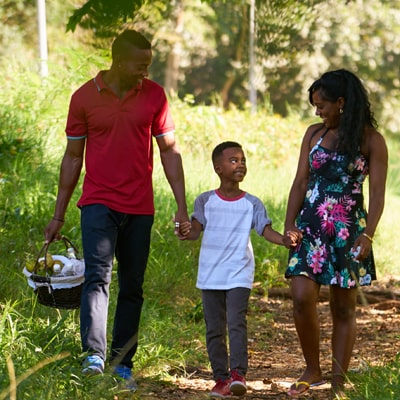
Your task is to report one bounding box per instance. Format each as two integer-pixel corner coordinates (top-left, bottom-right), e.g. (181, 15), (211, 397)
(339, 108), (344, 114)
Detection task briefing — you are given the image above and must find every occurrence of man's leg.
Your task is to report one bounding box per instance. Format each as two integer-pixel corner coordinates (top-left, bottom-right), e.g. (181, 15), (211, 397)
(110, 214), (154, 369)
(80, 204), (117, 363)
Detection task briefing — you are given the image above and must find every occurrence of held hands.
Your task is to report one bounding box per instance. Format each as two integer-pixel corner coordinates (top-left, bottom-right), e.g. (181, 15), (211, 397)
(173, 208), (190, 240)
(284, 227), (303, 248)
(174, 220), (192, 240)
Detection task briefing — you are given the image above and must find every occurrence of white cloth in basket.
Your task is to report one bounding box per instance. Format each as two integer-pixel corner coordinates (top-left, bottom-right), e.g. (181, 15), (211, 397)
(23, 256), (85, 290)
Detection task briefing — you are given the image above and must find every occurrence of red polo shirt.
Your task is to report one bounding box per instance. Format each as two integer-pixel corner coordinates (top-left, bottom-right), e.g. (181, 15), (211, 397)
(65, 71), (175, 214)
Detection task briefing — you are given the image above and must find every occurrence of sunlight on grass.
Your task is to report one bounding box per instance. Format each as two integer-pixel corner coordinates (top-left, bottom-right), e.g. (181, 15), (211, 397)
(347, 355), (400, 400)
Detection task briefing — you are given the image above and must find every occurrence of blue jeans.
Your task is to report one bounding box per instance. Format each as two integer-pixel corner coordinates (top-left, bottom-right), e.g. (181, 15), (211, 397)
(202, 288), (251, 380)
(80, 204), (154, 369)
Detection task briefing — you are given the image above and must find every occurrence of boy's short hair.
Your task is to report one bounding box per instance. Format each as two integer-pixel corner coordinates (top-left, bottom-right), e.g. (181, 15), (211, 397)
(212, 141), (242, 164)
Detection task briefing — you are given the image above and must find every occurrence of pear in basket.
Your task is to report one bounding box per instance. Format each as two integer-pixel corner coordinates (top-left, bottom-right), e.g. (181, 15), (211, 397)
(37, 254), (54, 273)
(26, 260), (37, 273)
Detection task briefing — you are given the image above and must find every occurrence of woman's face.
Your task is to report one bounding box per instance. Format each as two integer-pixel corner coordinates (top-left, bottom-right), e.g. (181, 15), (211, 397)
(312, 89), (343, 129)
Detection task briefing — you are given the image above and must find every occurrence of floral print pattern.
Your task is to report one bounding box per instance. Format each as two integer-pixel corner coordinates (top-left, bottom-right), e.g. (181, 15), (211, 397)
(285, 133), (376, 288)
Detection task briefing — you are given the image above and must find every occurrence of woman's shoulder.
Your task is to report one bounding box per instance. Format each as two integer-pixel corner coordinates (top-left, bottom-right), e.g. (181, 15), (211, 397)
(364, 126), (385, 141)
(301, 123), (325, 149)
(361, 127), (387, 157)
(306, 122), (324, 135)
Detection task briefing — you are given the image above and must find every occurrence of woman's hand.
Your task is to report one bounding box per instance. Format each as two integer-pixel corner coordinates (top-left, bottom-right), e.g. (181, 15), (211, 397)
(285, 225), (303, 247)
(351, 233), (373, 262)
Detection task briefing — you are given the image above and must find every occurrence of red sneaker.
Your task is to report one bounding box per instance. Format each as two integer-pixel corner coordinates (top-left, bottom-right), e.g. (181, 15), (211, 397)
(229, 370), (247, 396)
(209, 378), (232, 398)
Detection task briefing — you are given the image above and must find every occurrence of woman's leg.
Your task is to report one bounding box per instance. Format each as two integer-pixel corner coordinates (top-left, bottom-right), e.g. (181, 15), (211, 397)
(329, 286), (358, 392)
(290, 276), (323, 389)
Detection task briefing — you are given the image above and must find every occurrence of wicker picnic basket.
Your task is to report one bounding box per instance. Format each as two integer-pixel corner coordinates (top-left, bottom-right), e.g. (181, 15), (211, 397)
(23, 236), (85, 309)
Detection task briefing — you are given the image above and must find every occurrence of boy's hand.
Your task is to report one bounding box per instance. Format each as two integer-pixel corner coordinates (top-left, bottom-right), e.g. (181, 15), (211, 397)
(283, 235), (292, 248)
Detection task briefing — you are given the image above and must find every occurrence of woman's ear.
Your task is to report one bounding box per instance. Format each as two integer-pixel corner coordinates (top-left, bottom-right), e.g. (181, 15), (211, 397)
(337, 96), (345, 110)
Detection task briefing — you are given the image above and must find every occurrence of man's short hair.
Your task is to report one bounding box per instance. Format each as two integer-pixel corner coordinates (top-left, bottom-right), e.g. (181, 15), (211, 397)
(112, 30), (151, 60)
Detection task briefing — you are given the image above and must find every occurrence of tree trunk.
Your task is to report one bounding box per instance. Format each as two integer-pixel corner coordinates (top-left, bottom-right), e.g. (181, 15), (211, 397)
(165, 0), (184, 96)
(220, 3), (248, 109)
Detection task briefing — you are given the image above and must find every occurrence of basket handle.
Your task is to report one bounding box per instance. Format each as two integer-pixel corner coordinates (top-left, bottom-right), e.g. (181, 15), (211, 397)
(32, 236), (81, 275)
(60, 235), (81, 258)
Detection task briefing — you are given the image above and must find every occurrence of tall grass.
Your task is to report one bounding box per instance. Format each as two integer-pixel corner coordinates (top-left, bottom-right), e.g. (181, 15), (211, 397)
(0, 56), (399, 398)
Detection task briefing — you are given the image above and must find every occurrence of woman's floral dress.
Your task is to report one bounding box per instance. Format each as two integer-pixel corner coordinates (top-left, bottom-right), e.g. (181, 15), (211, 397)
(285, 130), (376, 288)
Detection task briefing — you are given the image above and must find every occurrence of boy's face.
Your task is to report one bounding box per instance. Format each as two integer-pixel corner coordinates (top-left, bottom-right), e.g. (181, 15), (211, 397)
(214, 147), (247, 182)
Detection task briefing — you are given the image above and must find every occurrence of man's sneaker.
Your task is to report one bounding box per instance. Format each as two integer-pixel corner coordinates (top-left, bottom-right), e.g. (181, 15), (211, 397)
(113, 364), (138, 392)
(209, 378), (232, 398)
(82, 355), (104, 375)
(229, 370), (247, 396)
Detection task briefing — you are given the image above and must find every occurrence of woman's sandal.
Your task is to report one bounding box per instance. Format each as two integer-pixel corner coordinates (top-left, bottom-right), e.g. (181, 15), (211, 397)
(287, 380), (326, 396)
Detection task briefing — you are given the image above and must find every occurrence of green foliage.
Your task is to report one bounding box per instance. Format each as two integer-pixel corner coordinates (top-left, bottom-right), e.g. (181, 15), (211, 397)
(346, 354), (400, 399)
(4, 0), (400, 131)
(66, 0), (168, 37)
(0, 0), (37, 61)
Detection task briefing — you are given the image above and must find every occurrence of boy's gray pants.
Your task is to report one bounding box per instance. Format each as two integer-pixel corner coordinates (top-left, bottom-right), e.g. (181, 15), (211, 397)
(202, 287), (251, 380)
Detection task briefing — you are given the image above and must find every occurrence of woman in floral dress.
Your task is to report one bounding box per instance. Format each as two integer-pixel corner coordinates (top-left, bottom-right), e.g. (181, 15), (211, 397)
(284, 69), (388, 397)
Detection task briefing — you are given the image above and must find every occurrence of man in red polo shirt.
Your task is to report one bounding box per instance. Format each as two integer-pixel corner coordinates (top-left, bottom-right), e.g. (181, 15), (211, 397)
(44, 30), (188, 391)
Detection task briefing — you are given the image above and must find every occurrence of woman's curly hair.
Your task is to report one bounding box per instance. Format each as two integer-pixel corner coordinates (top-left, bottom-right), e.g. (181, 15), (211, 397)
(308, 69), (377, 157)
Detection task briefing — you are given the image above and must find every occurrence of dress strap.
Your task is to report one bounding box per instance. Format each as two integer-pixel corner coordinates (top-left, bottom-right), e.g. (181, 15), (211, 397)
(320, 128), (329, 138)
(310, 127), (329, 151)
(310, 125), (326, 139)
(310, 126), (328, 144)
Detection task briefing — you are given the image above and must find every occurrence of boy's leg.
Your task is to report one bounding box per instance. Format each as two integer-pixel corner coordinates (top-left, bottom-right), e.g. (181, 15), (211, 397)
(226, 287), (251, 376)
(202, 290), (229, 380)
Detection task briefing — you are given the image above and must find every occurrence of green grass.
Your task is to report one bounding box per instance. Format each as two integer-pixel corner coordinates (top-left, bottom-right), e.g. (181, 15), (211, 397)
(346, 355), (400, 399)
(0, 57), (399, 399)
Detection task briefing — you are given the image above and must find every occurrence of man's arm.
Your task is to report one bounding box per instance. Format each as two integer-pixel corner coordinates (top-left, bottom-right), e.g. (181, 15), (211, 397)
(156, 132), (189, 224)
(44, 138), (85, 242)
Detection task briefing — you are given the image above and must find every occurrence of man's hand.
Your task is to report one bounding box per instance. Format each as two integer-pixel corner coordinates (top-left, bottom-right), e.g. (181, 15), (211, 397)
(44, 218), (64, 243)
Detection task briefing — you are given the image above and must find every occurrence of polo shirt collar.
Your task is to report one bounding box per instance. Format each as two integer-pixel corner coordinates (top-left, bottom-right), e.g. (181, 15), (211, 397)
(93, 71), (143, 93)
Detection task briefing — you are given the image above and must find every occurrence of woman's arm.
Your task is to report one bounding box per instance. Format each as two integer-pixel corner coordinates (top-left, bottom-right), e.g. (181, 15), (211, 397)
(284, 126), (315, 235)
(353, 129), (388, 262)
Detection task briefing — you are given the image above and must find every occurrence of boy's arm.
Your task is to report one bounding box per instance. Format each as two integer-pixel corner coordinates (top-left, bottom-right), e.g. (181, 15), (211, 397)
(177, 218), (203, 241)
(262, 224), (295, 248)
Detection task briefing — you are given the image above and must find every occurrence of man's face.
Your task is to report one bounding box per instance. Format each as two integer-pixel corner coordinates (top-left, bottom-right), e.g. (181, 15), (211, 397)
(118, 47), (152, 87)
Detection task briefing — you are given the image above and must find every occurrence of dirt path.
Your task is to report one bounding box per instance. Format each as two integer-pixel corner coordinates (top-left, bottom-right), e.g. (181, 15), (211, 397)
(120, 278), (400, 399)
